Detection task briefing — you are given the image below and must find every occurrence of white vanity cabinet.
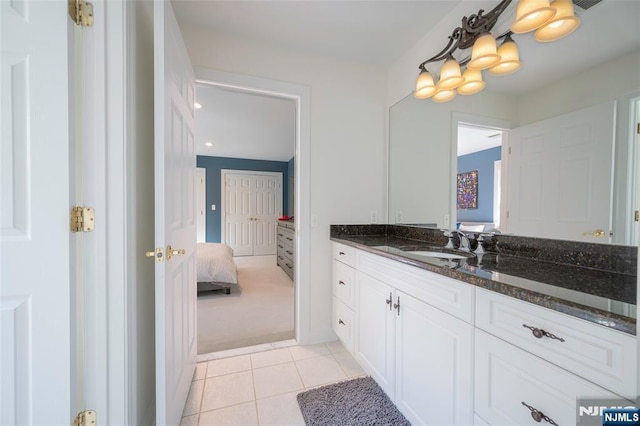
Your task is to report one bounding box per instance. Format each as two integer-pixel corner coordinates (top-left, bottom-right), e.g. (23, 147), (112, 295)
(476, 288), (638, 399)
(354, 271), (395, 396)
(475, 330), (623, 426)
(353, 249), (474, 426)
(332, 243), (356, 352)
(474, 288), (638, 425)
(330, 241), (637, 426)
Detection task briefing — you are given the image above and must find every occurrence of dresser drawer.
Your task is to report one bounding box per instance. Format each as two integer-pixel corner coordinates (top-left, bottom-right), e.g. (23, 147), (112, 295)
(333, 297), (355, 352)
(332, 242), (355, 267)
(356, 250), (475, 323)
(282, 240), (294, 260)
(475, 329), (624, 426)
(332, 259), (355, 308)
(476, 288), (637, 398)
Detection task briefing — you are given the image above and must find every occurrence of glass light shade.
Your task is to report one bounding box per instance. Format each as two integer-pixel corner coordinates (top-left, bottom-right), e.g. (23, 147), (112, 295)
(534, 0), (580, 42)
(510, 0), (556, 34)
(466, 33), (501, 71)
(432, 89), (457, 103)
(437, 58), (465, 90)
(414, 69), (437, 99)
(489, 37), (522, 75)
(457, 69), (486, 95)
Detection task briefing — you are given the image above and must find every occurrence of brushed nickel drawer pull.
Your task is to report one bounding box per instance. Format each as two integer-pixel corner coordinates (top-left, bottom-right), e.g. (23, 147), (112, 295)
(339, 251), (346, 255)
(338, 319), (345, 325)
(522, 324), (565, 342)
(338, 280), (346, 285)
(393, 296), (400, 316)
(521, 401), (558, 425)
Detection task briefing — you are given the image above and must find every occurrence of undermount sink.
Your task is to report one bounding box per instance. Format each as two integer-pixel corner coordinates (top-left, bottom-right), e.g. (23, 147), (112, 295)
(404, 251), (469, 260)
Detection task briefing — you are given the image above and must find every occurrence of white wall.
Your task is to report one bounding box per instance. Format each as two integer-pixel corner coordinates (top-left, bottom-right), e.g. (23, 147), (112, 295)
(516, 48), (640, 124)
(181, 26), (388, 341)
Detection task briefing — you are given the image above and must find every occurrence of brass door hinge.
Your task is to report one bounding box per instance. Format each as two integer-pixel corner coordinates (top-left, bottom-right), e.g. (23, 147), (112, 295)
(68, 0), (94, 27)
(71, 207), (95, 233)
(635, 210), (639, 222)
(73, 410), (96, 426)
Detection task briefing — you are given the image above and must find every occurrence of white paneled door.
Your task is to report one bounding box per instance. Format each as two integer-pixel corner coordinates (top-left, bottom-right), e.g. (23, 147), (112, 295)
(154, 1), (197, 425)
(223, 171), (282, 256)
(1, 1), (70, 424)
(507, 101), (615, 243)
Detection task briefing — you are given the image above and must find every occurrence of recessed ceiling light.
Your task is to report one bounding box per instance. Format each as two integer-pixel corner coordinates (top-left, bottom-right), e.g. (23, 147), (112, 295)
(205, 142), (213, 147)
(194, 102), (203, 109)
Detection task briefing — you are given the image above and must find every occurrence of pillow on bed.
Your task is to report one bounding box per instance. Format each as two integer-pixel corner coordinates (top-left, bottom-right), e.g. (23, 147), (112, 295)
(459, 224), (485, 232)
(196, 243), (238, 284)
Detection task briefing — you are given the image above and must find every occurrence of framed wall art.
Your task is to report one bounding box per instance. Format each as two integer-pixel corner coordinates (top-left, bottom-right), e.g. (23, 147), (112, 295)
(457, 170), (478, 209)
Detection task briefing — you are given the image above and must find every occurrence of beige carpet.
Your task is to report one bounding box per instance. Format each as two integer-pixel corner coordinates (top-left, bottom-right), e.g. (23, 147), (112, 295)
(197, 255), (295, 354)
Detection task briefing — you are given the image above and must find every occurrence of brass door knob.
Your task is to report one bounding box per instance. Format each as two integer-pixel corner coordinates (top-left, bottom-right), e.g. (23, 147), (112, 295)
(582, 229), (606, 238)
(166, 245), (186, 261)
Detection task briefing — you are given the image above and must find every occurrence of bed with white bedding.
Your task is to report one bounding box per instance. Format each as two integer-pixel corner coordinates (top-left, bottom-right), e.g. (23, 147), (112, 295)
(197, 243), (238, 295)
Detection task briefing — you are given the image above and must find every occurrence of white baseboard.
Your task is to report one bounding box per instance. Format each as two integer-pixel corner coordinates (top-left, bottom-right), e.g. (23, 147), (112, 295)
(302, 328), (338, 345)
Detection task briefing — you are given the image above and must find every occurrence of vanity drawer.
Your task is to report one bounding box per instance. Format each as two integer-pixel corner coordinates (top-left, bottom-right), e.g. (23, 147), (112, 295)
(475, 329), (623, 426)
(333, 242), (355, 267)
(476, 288), (637, 398)
(332, 259), (355, 308)
(333, 297), (355, 352)
(356, 250), (474, 323)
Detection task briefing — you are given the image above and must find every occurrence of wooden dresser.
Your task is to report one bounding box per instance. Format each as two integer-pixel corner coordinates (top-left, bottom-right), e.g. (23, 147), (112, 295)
(277, 221), (294, 279)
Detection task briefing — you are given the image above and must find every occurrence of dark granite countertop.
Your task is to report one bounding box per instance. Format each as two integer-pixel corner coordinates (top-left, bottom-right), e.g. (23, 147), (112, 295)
(330, 229), (637, 335)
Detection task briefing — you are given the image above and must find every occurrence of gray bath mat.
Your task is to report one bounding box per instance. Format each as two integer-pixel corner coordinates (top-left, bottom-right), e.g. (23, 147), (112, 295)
(296, 376), (410, 425)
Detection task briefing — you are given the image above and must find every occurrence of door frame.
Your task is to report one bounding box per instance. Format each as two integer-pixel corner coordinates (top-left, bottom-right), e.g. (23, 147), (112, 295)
(451, 113), (513, 232)
(220, 169), (283, 249)
(197, 167), (206, 242)
(196, 68), (311, 344)
(73, 0), (132, 423)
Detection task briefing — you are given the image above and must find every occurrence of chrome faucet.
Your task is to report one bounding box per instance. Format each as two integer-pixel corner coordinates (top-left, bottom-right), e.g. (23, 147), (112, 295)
(451, 229), (471, 252)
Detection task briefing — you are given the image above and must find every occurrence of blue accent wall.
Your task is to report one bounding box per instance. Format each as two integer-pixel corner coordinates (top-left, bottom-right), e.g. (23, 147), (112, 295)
(197, 156), (290, 243)
(457, 146), (501, 223)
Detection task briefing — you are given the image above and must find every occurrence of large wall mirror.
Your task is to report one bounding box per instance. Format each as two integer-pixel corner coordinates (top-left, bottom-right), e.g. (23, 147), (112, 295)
(388, 0), (640, 245)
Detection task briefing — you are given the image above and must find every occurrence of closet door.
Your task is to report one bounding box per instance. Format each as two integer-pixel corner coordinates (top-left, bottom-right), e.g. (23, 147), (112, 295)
(224, 173), (254, 256)
(223, 171), (282, 256)
(253, 174), (281, 255)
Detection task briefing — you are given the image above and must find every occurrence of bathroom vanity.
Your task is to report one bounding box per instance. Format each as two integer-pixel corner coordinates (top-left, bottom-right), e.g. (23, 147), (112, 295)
(330, 224), (637, 425)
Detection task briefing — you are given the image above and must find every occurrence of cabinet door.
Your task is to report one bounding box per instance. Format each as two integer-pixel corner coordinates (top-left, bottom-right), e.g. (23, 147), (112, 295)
(355, 271), (396, 398)
(475, 329), (622, 426)
(395, 291), (474, 425)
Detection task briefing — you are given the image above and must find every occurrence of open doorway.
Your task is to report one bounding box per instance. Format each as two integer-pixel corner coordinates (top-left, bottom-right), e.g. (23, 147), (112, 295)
(456, 123), (504, 233)
(194, 83), (296, 354)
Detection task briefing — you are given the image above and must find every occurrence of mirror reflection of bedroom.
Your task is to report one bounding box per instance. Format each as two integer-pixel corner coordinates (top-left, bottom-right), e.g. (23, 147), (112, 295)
(194, 84), (296, 355)
(456, 124), (504, 233)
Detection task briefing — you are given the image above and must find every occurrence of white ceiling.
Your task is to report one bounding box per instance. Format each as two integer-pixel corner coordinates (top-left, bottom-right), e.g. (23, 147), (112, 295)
(172, 0), (463, 66)
(195, 85), (296, 161)
(178, 0), (640, 160)
(457, 125), (503, 157)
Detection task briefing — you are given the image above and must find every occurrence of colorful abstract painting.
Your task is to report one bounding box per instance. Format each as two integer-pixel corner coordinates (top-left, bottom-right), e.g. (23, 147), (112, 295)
(457, 170), (478, 209)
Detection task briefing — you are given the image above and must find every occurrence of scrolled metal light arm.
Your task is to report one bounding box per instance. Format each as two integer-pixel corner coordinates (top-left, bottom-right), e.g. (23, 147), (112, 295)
(418, 0), (513, 69)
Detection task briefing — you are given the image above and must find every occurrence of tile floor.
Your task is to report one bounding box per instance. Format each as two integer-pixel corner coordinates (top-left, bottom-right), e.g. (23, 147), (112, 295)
(181, 341), (366, 425)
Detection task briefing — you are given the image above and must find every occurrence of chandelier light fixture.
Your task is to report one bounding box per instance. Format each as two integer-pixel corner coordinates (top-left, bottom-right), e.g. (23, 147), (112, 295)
(414, 0), (581, 102)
